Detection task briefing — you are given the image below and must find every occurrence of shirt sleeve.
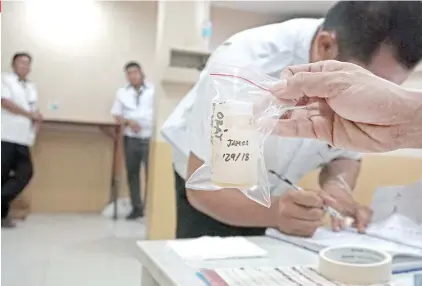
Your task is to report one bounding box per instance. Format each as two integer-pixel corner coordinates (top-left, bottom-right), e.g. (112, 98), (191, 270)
(138, 86), (155, 128)
(250, 44), (294, 78)
(1, 80), (12, 100)
(186, 75), (212, 162)
(31, 88), (38, 103)
(110, 90), (123, 116)
(29, 86), (38, 111)
(329, 147), (363, 161)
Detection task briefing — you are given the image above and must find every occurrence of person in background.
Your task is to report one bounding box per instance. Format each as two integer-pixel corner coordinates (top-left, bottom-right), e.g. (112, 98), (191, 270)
(270, 60), (422, 153)
(1, 52), (43, 228)
(111, 62), (154, 220)
(162, 1), (422, 239)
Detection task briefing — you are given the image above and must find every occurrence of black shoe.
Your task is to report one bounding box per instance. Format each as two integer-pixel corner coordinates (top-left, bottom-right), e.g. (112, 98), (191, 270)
(1, 218), (16, 228)
(126, 208), (144, 220)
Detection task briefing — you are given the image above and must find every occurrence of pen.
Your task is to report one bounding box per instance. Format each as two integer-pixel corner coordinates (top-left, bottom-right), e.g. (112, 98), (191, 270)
(269, 170), (344, 219)
(196, 271), (212, 286)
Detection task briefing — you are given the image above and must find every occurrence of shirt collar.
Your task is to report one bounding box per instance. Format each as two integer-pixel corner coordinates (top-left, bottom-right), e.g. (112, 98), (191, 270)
(10, 72), (28, 83)
(126, 83), (148, 92)
(298, 18), (325, 64)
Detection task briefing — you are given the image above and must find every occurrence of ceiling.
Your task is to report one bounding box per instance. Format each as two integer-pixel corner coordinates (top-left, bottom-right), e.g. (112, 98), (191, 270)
(211, 1), (336, 15)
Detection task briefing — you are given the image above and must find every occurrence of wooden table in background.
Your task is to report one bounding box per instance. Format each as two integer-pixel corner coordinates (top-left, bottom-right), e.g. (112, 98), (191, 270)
(43, 119), (123, 220)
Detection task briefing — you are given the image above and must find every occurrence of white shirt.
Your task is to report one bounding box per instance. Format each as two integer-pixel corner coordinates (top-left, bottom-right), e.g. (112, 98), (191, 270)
(162, 18), (362, 185)
(1, 73), (38, 146)
(111, 83), (155, 139)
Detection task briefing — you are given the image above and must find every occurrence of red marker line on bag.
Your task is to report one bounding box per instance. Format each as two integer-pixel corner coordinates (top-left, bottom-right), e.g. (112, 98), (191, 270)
(209, 73), (271, 92)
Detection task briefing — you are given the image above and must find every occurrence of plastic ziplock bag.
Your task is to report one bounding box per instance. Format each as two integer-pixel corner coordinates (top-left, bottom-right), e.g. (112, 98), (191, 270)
(186, 63), (298, 207)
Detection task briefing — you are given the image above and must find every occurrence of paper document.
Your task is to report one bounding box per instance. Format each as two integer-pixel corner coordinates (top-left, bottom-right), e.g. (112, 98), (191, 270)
(167, 236), (267, 260)
(371, 178), (422, 223)
(366, 213), (422, 249)
(200, 266), (399, 286)
(266, 213), (422, 273)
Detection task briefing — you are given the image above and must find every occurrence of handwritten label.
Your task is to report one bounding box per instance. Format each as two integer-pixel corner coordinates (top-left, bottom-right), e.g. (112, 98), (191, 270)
(227, 139), (248, 147)
(211, 101), (258, 188)
(211, 107), (226, 143)
(222, 153), (250, 162)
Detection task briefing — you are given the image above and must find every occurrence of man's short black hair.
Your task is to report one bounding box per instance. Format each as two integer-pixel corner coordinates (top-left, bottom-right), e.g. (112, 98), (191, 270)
(322, 1), (422, 69)
(124, 61), (141, 71)
(12, 52), (32, 64)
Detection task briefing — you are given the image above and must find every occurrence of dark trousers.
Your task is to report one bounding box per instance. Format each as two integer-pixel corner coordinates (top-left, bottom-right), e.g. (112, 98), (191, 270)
(124, 136), (149, 210)
(1, 141), (33, 219)
(174, 167), (265, 238)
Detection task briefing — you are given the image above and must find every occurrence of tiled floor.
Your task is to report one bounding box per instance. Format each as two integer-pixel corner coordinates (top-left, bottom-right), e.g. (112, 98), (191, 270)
(1, 214), (146, 286)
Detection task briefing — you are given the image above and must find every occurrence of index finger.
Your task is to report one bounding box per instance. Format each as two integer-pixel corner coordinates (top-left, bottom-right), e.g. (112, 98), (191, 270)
(281, 60), (348, 77)
(270, 61), (352, 100)
(289, 190), (324, 208)
(272, 61), (342, 92)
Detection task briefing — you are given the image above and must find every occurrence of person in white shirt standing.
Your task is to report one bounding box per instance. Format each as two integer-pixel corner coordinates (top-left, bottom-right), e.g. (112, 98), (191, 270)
(162, 2), (422, 238)
(111, 62), (154, 220)
(1, 52), (43, 228)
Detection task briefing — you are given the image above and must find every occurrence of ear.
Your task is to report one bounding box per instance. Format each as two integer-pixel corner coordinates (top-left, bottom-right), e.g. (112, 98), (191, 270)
(312, 31), (339, 62)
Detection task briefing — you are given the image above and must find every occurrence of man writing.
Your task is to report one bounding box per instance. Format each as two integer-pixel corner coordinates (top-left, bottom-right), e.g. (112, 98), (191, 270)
(162, 2), (422, 238)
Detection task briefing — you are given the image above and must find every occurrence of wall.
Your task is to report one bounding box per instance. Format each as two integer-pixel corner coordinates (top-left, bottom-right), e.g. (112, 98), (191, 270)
(2, 1), (157, 212)
(210, 7), (282, 50)
(2, 1), (157, 123)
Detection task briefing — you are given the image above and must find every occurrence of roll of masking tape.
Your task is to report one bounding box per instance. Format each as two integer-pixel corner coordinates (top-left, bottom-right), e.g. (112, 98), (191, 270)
(318, 245), (392, 285)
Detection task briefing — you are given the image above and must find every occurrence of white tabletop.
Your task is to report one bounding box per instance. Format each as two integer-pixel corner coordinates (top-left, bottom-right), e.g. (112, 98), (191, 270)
(135, 236), (420, 286)
(136, 236), (316, 286)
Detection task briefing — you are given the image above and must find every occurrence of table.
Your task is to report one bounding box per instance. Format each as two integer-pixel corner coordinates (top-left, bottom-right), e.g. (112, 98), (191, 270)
(136, 237), (317, 286)
(43, 119), (122, 219)
(135, 236), (421, 286)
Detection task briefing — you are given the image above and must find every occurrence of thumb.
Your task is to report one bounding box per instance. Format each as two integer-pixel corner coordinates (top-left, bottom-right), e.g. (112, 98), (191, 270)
(270, 109), (317, 140)
(271, 72), (339, 101)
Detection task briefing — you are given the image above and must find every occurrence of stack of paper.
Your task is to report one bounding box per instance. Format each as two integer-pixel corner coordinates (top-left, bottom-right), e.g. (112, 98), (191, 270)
(266, 179), (422, 274)
(371, 178), (422, 223)
(200, 266), (401, 286)
(167, 236), (268, 260)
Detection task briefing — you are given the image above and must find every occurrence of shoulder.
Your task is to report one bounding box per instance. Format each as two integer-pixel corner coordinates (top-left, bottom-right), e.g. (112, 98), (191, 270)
(228, 18), (323, 57)
(238, 18), (322, 40)
(115, 87), (128, 99)
(2, 73), (16, 87)
(278, 18), (324, 30)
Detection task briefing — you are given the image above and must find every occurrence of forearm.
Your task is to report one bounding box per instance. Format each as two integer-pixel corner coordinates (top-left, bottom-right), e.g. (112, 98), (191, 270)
(1, 99), (32, 118)
(138, 115), (153, 129)
(319, 159), (361, 190)
(113, 115), (128, 126)
(187, 189), (278, 228)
